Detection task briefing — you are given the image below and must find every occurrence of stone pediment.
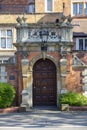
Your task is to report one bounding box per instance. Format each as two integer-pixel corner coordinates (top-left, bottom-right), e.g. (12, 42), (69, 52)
(72, 54), (87, 68)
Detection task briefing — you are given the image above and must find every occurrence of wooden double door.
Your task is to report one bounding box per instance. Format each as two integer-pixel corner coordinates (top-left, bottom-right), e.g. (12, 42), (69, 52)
(33, 59), (57, 106)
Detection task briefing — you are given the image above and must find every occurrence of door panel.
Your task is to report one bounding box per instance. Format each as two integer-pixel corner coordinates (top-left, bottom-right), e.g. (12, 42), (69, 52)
(33, 59), (57, 106)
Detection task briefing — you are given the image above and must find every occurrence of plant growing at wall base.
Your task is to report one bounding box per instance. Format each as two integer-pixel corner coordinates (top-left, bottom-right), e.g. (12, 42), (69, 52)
(0, 83), (16, 108)
(59, 92), (87, 106)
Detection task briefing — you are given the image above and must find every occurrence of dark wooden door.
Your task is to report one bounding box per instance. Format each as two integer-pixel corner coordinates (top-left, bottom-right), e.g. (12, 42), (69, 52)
(33, 59), (57, 106)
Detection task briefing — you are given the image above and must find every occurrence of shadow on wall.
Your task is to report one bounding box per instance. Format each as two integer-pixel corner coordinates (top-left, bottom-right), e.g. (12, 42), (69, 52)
(36, 13), (63, 24)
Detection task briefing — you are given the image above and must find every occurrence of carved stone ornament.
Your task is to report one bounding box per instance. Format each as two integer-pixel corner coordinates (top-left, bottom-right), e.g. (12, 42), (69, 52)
(16, 14), (73, 44)
(28, 28), (61, 43)
(21, 51), (29, 59)
(16, 14), (27, 25)
(60, 46), (67, 58)
(72, 55), (86, 66)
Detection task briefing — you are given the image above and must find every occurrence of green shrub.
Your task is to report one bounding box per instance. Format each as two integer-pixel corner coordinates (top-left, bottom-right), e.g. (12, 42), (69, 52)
(59, 92), (87, 106)
(0, 83), (16, 108)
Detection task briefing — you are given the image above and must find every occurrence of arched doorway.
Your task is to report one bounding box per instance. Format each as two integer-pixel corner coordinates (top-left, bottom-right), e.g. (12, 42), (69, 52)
(33, 59), (57, 106)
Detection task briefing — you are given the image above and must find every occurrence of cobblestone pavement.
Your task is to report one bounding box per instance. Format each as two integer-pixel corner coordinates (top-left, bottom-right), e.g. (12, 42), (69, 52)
(0, 107), (87, 129)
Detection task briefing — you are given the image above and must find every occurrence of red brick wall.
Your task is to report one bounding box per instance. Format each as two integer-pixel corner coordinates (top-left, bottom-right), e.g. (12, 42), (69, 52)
(27, 0), (35, 4)
(6, 51), (85, 105)
(66, 54), (84, 93)
(66, 70), (83, 93)
(7, 66), (17, 87)
(0, 0), (71, 15)
(6, 53), (23, 105)
(6, 65), (18, 105)
(16, 53), (23, 105)
(0, 0), (27, 4)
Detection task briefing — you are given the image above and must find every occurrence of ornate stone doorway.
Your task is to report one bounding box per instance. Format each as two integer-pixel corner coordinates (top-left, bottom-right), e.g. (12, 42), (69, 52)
(33, 59), (57, 106)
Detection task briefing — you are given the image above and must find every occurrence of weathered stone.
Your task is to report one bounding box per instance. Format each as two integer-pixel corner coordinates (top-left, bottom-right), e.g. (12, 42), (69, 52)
(21, 89), (30, 107)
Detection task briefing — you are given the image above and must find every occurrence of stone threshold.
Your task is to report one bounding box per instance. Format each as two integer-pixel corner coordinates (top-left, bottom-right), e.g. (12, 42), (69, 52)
(1, 106), (87, 113)
(0, 107), (19, 113)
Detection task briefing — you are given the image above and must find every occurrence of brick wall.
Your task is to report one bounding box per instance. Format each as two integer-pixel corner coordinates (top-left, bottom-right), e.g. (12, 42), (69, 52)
(27, 0), (35, 4)
(7, 66), (17, 87)
(0, 0), (27, 4)
(6, 65), (18, 105)
(66, 54), (84, 93)
(6, 53), (23, 105)
(6, 51), (85, 105)
(0, 0), (28, 13)
(0, 0), (71, 15)
(16, 53), (23, 105)
(0, 0), (86, 106)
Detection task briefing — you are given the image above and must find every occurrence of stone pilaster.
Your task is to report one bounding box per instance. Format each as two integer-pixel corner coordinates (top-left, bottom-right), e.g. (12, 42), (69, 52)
(82, 69), (87, 97)
(21, 59), (29, 89)
(20, 59), (29, 108)
(60, 58), (68, 93)
(21, 59), (33, 108)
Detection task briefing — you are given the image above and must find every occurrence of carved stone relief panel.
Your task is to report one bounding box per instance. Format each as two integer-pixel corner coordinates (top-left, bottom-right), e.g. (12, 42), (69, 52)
(28, 28), (61, 42)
